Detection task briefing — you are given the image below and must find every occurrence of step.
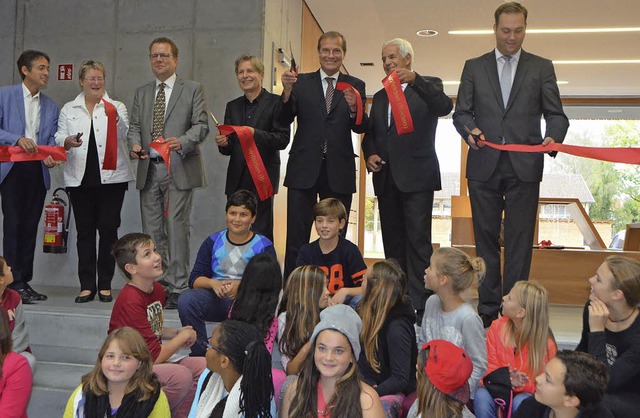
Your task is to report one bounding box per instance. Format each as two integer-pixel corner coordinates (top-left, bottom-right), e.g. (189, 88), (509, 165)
(23, 286), (182, 364)
(28, 361), (93, 418)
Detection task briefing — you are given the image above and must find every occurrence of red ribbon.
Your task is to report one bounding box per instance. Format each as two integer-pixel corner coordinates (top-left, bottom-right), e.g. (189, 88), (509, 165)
(382, 70), (415, 135)
(218, 125), (274, 201)
(0, 145), (66, 162)
(101, 99), (118, 170)
(336, 82), (363, 125)
(479, 140), (640, 165)
(149, 138), (172, 217)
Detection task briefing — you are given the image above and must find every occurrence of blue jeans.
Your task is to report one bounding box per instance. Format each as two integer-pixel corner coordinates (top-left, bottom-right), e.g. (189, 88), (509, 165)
(474, 387), (531, 418)
(177, 288), (233, 356)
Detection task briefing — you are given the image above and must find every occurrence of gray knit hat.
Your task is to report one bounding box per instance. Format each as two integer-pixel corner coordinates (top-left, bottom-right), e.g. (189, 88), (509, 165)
(310, 304), (362, 359)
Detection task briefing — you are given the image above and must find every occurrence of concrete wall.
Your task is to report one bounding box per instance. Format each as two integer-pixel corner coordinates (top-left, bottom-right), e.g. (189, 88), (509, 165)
(0, 0), (302, 289)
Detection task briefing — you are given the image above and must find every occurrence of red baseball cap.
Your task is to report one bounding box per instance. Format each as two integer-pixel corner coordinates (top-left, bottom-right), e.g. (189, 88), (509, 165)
(422, 340), (473, 404)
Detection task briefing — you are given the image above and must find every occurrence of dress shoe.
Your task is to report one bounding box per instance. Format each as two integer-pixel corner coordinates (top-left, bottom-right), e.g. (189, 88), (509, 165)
(98, 291), (113, 303)
(75, 292), (95, 303)
(16, 288), (38, 304)
(165, 292), (180, 310)
(24, 283), (48, 301)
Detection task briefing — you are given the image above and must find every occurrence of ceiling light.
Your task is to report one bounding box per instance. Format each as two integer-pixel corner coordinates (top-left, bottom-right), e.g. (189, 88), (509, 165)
(553, 59), (640, 64)
(449, 27), (640, 35)
(416, 29), (438, 37)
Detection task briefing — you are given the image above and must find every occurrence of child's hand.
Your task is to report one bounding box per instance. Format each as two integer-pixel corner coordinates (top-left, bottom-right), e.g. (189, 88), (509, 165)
(329, 288), (348, 306)
(509, 369), (529, 388)
(178, 327), (197, 348)
(210, 280), (226, 298)
(221, 280), (240, 299)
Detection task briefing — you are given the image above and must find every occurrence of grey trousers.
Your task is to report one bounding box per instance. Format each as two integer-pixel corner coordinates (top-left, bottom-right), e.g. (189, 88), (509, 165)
(140, 161), (193, 293)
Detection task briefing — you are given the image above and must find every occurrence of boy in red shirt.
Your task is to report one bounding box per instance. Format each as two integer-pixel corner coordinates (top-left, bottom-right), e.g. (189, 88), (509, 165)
(109, 233), (205, 418)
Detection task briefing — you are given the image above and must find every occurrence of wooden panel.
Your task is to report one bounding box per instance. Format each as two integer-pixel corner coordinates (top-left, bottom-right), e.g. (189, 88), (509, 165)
(539, 198), (606, 250)
(456, 246), (640, 305)
(624, 223), (640, 251)
(301, 2), (322, 73)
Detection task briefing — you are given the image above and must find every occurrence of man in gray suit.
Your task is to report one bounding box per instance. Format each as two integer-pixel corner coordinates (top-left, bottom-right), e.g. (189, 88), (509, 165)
(128, 37), (209, 309)
(453, 2), (569, 327)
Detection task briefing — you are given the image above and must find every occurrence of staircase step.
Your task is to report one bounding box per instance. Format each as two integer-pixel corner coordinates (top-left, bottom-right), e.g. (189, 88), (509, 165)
(28, 361), (93, 417)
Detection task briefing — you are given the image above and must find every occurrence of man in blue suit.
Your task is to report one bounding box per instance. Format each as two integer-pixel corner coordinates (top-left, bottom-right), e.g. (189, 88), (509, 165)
(0, 50), (59, 304)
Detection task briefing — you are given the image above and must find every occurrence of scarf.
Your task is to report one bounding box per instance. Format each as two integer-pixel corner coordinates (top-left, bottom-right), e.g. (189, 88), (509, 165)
(195, 371), (244, 418)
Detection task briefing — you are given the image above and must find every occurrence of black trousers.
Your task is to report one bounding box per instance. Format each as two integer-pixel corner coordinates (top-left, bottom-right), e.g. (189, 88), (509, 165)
(283, 159), (352, 282)
(377, 174), (433, 311)
(469, 152), (540, 317)
(235, 168), (275, 243)
(0, 162), (46, 289)
(67, 183), (127, 293)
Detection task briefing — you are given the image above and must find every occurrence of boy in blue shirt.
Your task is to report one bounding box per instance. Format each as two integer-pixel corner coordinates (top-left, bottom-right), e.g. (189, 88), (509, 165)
(296, 198), (367, 307)
(178, 190), (275, 355)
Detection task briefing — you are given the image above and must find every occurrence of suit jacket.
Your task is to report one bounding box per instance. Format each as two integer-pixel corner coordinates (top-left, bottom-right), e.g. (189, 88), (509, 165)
(0, 84), (58, 188)
(280, 70), (367, 194)
(127, 77), (209, 190)
(219, 88), (290, 195)
(453, 50), (569, 183)
(362, 74), (453, 194)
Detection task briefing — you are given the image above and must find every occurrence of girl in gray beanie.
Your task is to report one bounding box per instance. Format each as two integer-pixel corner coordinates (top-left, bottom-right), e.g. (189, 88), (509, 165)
(279, 305), (385, 418)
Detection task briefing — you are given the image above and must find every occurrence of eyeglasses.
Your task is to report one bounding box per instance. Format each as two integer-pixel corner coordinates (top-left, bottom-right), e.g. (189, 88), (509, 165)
(206, 338), (225, 356)
(84, 77), (104, 82)
(149, 53), (173, 60)
(319, 48), (343, 57)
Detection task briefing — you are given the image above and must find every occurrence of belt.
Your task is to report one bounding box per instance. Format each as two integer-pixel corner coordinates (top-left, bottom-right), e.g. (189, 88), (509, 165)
(149, 156), (164, 163)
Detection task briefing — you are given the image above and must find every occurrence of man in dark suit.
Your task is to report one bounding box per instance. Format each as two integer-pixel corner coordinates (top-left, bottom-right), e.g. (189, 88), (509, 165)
(214, 55), (290, 242)
(128, 37), (209, 309)
(280, 31), (367, 280)
(362, 38), (452, 318)
(0, 50), (59, 304)
(453, 2), (569, 326)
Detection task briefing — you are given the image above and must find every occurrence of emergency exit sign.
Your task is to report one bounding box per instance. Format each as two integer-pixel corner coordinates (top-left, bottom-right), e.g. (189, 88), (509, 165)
(58, 64), (73, 81)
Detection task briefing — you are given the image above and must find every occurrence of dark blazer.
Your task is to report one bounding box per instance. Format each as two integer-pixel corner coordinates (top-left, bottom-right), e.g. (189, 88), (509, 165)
(127, 77), (210, 190)
(219, 88), (290, 195)
(362, 74), (453, 194)
(280, 70), (367, 194)
(453, 50), (569, 183)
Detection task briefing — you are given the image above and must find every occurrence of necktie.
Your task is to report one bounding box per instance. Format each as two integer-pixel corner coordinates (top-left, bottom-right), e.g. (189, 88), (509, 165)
(325, 77), (334, 114)
(500, 55), (513, 108)
(152, 83), (166, 140)
(323, 77), (335, 153)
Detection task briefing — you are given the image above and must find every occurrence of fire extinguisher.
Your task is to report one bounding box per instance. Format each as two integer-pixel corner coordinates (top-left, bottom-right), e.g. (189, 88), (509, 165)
(43, 188), (72, 254)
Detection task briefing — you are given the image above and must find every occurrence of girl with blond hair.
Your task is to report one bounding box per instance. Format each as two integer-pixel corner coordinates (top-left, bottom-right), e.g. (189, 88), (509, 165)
(474, 281), (557, 418)
(64, 327), (169, 417)
(420, 247), (487, 398)
(277, 265), (330, 375)
(357, 259), (417, 417)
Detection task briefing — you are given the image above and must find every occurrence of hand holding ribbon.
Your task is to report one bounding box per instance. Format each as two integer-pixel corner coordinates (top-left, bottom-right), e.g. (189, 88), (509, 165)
(217, 124), (274, 201)
(336, 82), (363, 125)
(382, 70), (415, 135)
(0, 145), (66, 163)
(475, 137), (640, 165)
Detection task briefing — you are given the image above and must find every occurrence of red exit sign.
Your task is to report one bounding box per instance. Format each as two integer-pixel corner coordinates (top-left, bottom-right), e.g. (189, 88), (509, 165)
(58, 64), (73, 81)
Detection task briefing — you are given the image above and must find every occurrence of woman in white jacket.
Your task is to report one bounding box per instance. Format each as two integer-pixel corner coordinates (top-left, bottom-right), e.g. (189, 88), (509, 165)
(56, 60), (133, 303)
